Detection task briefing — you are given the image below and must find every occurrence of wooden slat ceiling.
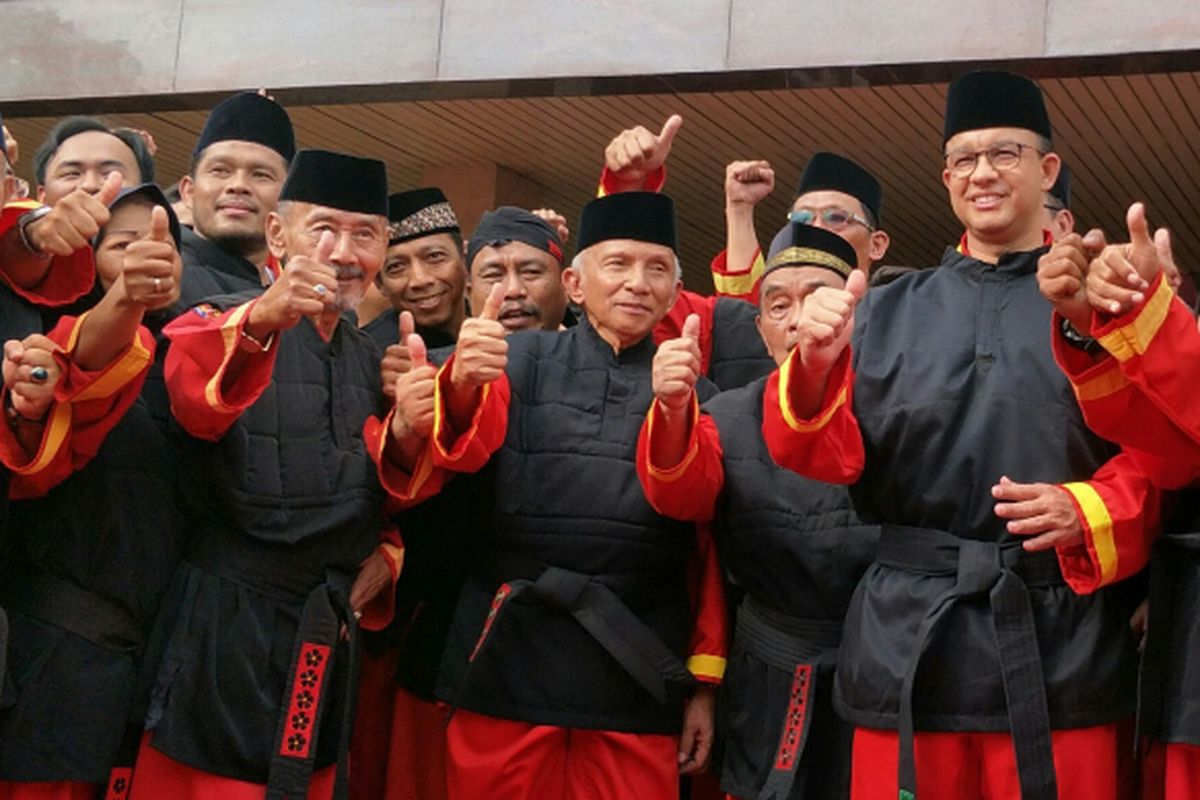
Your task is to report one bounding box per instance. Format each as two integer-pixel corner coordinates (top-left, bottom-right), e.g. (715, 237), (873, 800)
(6, 71), (1200, 289)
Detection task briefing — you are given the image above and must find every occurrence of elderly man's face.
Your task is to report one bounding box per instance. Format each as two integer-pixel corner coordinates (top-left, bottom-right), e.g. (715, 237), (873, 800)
(564, 238), (679, 351)
(268, 201), (388, 310)
(756, 265), (845, 366)
(39, 131), (141, 206)
(468, 240), (566, 333)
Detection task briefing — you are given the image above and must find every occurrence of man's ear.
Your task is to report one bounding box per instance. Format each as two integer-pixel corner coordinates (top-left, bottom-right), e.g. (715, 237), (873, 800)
(869, 229), (890, 263)
(265, 211), (287, 261)
(179, 174), (196, 210)
(563, 266), (585, 305)
(1040, 152), (1062, 193)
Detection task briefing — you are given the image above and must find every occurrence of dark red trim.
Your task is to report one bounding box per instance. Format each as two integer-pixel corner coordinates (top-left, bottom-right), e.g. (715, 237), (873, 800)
(278, 642), (332, 759)
(469, 583), (512, 662)
(773, 663), (813, 771)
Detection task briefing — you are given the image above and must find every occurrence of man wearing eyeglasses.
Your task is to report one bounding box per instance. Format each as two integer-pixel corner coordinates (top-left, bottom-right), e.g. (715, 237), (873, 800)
(755, 70), (1153, 799)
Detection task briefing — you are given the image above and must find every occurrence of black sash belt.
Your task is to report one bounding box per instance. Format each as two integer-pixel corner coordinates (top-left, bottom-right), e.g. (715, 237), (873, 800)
(0, 567), (142, 653)
(469, 560), (696, 707)
(876, 525), (1064, 800)
(736, 596), (842, 800)
(190, 536), (359, 800)
(1137, 532), (1200, 745)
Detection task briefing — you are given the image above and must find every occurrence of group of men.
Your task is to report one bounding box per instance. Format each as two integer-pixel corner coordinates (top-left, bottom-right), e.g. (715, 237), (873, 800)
(0, 66), (1197, 800)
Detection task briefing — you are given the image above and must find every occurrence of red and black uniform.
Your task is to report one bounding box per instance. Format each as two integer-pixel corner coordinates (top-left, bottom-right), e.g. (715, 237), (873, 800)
(369, 316), (726, 799)
(760, 243), (1156, 800)
(639, 373), (878, 800)
(128, 293), (389, 800)
(1052, 272), (1200, 799)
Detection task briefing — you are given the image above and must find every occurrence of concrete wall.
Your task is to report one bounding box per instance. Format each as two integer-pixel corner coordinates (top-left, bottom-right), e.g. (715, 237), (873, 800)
(0, 0), (1196, 103)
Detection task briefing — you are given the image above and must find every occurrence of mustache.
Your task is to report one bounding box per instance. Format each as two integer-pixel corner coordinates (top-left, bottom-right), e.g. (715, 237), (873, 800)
(335, 266), (366, 281)
(498, 302), (540, 319)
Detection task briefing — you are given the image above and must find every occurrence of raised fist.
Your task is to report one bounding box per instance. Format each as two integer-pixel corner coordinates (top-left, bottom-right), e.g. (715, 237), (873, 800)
(725, 160), (775, 209)
(3, 334), (62, 422)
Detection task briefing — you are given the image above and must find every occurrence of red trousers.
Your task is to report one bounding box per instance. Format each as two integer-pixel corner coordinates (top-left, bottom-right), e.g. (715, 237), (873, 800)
(850, 724), (1126, 800)
(1142, 741), (1200, 800)
(384, 688), (448, 800)
(126, 733), (334, 800)
(348, 647), (399, 799)
(446, 708), (678, 800)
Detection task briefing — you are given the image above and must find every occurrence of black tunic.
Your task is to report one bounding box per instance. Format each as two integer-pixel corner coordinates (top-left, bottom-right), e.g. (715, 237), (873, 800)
(176, 228), (265, 309)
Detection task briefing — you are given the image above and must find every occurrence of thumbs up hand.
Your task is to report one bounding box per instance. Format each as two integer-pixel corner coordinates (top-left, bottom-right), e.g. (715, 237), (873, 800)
(381, 311), (417, 402)
(653, 312), (702, 413)
(798, 269), (866, 375)
(1086, 203), (1163, 316)
(118, 205), (181, 310)
(604, 115), (683, 191)
(25, 171), (124, 257)
(249, 230), (339, 336)
(390, 330), (438, 441)
(450, 283), (508, 391)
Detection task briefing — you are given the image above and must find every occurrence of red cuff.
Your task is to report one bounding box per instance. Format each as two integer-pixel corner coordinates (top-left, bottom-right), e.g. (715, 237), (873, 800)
(596, 165), (667, 197)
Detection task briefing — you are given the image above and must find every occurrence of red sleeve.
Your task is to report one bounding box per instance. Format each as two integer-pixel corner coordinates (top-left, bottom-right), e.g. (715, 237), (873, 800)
(653, 290), (718, 377)
(357, 525), (407, 632)
(2, 313), (155, 498)
(709, 248), (765, 305)
(762, 348), (863, 484)
(636, 394), (724, 522)
(1055, 449), (1173, 594)
(364, 408), (451, 510)
(596, 165), (667, 197)
(686, 522), (727, 684)
(1087, 273), (1200, 453)
(430, 354), (511, 473)
(163, 300), (278, 442)
(0, 200), (97, 306)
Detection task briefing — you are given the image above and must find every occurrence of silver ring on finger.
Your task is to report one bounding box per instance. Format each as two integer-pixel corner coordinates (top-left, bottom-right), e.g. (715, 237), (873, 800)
(314, 283), (328, 297)
(154, 277), (162, 293)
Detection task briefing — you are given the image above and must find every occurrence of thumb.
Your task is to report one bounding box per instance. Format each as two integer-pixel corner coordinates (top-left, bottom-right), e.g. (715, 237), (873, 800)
(658, 114), (683, 148)
(1155, 227), (1175, 269)
(147, 204), (170, 242)
(399, 310), (415, 341)
(846, 269), (868, 303)
(1127, 202), (1153, 252)
(480, 283), (504, 322)
(97, 171), (123, 206)
(407, 333), (428, 368)
(315, 229), (336, 265)
(681, 312), (701, 342)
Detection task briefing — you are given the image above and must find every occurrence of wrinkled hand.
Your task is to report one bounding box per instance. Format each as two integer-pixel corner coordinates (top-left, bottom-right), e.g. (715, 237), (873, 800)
(3, 334), (62, 422)
(991, 475), (1084, 551)
(1086, 203), (1162, 316)
(1037, 233), (1095, 332)
(119, 205), (180, 310)
(725, 160), (775, 208)
(391, 330), (437, 440)
(530, 208), (570, 246)
(381, 311), (417, 403)
(248, 230), (338, 334)
(26, 172), (122, 257)
(349, 550), (394, 617)
(678, 684), (715, 775)
(798, 270), (867, 375)
(604, 115), (683, 188)
(653, 313), (701, 413)
(450, 284), (507, 390)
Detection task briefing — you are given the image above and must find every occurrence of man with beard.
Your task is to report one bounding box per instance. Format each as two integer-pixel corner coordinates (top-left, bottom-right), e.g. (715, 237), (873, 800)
(176, 91), (296, 305)
(128, 150), (391, 800)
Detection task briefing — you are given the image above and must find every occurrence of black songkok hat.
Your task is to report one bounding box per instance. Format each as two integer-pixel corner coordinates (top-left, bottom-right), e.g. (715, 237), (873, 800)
(279, 149), (388, 216)
(193, 91), (296, 162)
(943, 70), (1052, 146)
(794, 152), (883, 223)
(576, 192), (677, 253)
(764, 222), (856, 280)
(97, 182), (183, 250)
(1048, 163), (1071, 209)
(467, 206), (564, 269)
(388, 187), (460, 244)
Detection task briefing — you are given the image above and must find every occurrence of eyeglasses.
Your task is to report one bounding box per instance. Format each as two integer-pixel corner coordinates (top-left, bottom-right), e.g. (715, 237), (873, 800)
(788, 206), (874, 232)
(944, 142), (1045, 178)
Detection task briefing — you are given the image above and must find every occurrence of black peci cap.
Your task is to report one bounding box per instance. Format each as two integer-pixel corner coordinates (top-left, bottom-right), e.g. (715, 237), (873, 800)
(387, 187), (460, 244)
(193, 91), (296, 163)
(764, 222), (857, 280)
(943, 70), (1052, 146)
(279, 149), (388, 216)
(576, 192), (677, 254)
(794, 152), (883, 223)
(467, 206), (564, 268)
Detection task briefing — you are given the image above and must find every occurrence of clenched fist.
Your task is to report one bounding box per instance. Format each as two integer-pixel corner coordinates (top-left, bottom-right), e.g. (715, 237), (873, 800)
(450, 284), (508, 390)
(653, 313), (701, 412)
(1037, 233), (1095, 331)
(3, 334), (62, 422)
(725, 160), (775, 209)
